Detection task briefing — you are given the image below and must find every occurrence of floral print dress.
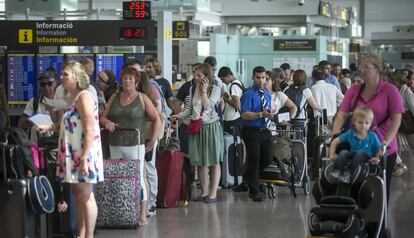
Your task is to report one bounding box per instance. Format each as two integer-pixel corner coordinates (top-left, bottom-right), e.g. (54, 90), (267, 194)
(57, 90), (104, 183)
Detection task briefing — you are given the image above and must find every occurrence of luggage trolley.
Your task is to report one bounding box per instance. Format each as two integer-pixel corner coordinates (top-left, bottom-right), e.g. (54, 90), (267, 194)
(259, 119), (310, 198)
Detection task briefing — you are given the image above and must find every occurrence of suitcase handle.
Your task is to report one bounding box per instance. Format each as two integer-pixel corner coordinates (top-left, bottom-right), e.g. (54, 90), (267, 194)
(163, 120), (179, 148)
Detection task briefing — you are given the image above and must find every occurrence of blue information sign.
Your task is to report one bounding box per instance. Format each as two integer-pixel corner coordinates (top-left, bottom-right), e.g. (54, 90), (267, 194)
(7, 54), (35, 104)
(95, 54), (124, 83)
(37, 54), (65, 80)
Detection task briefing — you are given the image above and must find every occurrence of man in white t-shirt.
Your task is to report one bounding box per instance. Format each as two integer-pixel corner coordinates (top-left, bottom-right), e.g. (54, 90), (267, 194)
(311, 69), (343, 124)
(218, 66), (244, 136)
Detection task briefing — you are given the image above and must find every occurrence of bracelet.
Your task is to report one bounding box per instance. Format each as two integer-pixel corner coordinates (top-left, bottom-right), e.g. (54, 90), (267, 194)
(259, 112), (263, 118)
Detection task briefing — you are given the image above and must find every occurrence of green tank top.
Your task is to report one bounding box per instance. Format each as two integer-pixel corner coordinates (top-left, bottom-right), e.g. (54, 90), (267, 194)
(107, 92), (145, 146)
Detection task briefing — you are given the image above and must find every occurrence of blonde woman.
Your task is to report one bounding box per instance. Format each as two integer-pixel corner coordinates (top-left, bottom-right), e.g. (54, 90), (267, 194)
(38, 60), (103, 238)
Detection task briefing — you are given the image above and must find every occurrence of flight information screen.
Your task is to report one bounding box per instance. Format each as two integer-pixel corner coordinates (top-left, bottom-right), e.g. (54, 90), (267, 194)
(7, 54), (35, 104)
(37, 54), (65, 80)
(95, 54), (124, 83)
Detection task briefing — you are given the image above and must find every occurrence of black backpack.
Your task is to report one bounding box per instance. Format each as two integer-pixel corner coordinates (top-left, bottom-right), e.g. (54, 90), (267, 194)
(5, 127), (37, 178)
(279, 86), (306, 118)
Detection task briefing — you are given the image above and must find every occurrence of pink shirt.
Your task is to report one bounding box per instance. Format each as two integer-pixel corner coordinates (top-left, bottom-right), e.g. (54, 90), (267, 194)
(340, 80), (404, 154)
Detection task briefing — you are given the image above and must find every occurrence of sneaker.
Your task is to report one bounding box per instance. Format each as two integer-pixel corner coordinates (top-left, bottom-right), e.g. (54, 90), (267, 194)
(233, 182), (248, 192)
(249, 192), (266, 202)
(393, 163), (408, 176)
(147, 206), (156, 217)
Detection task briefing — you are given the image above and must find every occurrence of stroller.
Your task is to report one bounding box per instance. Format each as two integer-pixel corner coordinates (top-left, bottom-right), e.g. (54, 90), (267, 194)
(259, 119), (310, 198)
(308, 146), (391, 238)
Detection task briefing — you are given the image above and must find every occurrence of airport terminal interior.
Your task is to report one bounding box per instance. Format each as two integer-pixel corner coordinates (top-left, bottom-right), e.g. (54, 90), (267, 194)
(0, 0), (413, 237)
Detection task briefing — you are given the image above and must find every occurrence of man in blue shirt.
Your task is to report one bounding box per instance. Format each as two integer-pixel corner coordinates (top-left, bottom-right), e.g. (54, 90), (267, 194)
(240, 66), (273, 202)
(307, 61), (341, 89)
(319, 60), (341, 89)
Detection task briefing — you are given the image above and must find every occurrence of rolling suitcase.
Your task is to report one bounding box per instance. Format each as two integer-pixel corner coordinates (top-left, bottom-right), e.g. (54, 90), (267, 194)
(96, 159), (141, 229)
(221, 134), (243, 188)
(0, 142), (37, 238)
(156, 123), (186, 208)
(96, 128), (141, 229)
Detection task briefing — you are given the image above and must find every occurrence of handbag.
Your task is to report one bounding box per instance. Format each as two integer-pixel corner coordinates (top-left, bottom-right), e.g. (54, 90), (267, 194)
(31, 144), (46, 170)
(186, 118), (203, 135)
(399, 111), (414, 134)
(186, 88), (204, 135)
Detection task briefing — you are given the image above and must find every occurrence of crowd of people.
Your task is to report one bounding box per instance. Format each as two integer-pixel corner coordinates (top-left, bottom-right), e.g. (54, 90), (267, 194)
(3, 53), (413, 237)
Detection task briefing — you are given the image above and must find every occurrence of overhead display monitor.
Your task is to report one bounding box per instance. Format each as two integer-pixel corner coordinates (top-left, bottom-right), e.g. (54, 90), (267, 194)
(95, 54), (124, 83)
(37, 54), (65, 80)
(7, 54), (36, 104)
(0, 20), (156, 47)
(122, 1), (151, 20)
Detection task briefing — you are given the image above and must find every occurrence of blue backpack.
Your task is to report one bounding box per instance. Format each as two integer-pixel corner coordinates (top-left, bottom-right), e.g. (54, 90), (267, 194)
(149, 79), (167, 116)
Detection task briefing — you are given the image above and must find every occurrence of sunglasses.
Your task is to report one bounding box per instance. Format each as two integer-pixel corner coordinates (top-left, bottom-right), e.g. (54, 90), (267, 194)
(39, 81), (55, 87)
(98, 75), (110, 85)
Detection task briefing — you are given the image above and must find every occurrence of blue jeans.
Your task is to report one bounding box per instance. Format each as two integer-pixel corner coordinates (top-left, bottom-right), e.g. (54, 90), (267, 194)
(334, 150), (370, 171)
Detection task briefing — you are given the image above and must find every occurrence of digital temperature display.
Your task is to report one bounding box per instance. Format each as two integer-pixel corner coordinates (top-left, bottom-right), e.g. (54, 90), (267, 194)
(122, 1), (151, 20)
(120, 27), (147, 39)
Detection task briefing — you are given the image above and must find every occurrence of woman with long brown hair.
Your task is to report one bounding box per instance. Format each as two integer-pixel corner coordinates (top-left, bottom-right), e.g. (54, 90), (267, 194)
(172, 63), (223, 203)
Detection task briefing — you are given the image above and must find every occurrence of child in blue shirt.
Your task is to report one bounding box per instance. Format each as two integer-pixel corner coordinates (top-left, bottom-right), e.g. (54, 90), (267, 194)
(329, 107), (382, 183)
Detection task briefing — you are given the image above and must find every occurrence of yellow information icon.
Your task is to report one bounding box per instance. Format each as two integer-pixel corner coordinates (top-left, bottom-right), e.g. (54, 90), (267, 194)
(18, 29), (33, 43)
(177, 22), (185, 31)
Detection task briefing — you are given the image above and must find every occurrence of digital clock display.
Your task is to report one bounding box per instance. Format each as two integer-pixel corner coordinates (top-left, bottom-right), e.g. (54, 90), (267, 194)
(122, 1), (151, 20)
(120, 27), (147, 39)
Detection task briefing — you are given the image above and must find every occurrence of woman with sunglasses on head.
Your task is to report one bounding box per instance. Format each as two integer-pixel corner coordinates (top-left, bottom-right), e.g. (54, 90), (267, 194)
(264, 70), (297, 132)
(38, 60), (104, 238)
(97, 70), (117, 103)
(100, 67), (160, 226)
(331, 54), (404, 203)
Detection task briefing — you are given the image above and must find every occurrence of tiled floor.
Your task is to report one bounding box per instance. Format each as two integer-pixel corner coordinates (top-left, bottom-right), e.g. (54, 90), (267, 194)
(96, 147), (414, 238)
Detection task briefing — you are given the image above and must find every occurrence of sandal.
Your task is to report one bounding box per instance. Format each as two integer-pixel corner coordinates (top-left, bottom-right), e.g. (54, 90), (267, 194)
(193, 195), (208, 202)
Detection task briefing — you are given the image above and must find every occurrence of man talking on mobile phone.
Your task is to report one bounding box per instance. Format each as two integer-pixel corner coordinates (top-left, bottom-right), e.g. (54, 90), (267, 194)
(240, 66), (273, 202)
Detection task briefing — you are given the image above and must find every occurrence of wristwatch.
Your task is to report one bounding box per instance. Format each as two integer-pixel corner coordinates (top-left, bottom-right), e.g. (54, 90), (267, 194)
(259, 112), (263, 118)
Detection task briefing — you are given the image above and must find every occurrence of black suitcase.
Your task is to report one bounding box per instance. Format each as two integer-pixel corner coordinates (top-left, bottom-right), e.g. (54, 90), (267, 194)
(0, 142), (37, 238)
(39, 134), (78, 238)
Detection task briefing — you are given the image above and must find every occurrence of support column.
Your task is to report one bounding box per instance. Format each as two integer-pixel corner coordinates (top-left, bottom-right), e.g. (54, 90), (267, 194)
(157, 11), (173, 85)
(306, 22), (314, 36)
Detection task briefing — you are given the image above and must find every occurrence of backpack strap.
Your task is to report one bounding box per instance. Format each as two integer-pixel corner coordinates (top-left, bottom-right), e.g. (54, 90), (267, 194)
(32, 96), (42, 115)
(229, 81), (244, 95)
